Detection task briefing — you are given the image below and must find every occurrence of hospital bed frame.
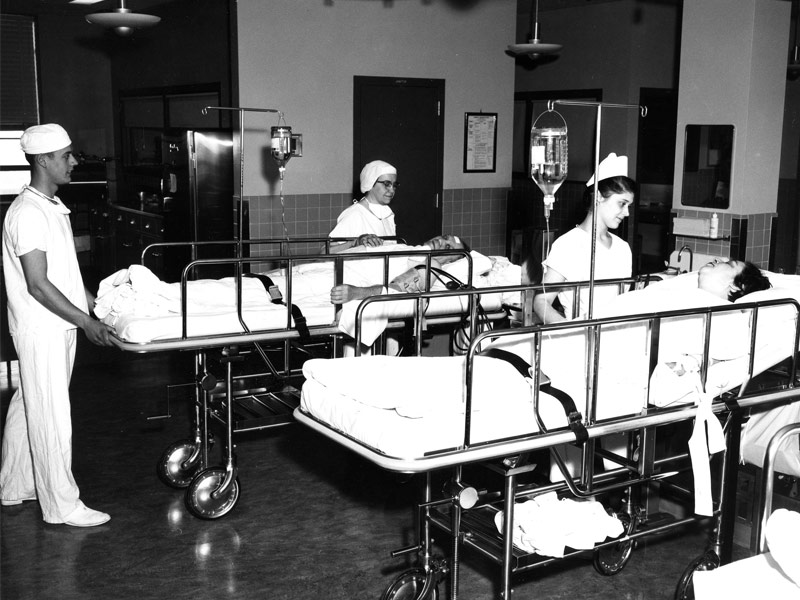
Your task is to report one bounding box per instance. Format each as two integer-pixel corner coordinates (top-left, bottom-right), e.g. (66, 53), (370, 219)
(112, 238), (499, 519)
(295, 286), (800, 599)
(675, 422), (800, 598)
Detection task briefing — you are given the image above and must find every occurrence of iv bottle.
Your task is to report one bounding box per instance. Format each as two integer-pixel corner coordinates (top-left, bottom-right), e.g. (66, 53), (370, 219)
(530, 111), (568, 217)
(709, 212), (719, 238)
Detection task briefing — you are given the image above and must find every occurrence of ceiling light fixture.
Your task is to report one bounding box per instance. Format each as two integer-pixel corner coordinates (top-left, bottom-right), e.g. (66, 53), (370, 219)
(85, 0), (161, 37)
(506, 0), (562, 59)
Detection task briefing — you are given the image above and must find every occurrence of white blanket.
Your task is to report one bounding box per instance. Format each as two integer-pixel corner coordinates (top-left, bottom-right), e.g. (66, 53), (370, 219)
(95, 264), (335, 342)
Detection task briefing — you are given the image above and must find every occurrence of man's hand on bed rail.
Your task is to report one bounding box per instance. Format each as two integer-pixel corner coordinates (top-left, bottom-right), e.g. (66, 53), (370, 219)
(330, 284), (384, 304)
(82, 316), (115, 347)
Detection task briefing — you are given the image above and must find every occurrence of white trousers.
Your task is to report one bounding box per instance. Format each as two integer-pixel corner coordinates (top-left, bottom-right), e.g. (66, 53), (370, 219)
(0, 329), (80, 523)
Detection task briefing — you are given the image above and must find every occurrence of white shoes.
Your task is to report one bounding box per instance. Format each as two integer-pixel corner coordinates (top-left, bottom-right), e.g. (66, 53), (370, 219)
(0, 495), (37, 507)
(64, 503), (111, 527)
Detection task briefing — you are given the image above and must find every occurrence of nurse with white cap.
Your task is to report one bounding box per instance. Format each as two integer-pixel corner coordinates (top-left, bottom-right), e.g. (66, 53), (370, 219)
(1, 123), (114, 527)
(532, 152), (636, 323)
(329, 159), (398, 253)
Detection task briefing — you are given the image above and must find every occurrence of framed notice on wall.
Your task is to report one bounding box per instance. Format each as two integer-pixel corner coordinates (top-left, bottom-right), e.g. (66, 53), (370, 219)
(463, 112), (497, 172)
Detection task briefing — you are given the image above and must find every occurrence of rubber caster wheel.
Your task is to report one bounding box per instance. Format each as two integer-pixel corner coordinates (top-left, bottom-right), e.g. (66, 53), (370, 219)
(593, 513), (634, 576)
(185, 467), (240, 520)
(674, 550), (719, 600)
(380, 568), (439, 600)
(157, 439), (201, 489)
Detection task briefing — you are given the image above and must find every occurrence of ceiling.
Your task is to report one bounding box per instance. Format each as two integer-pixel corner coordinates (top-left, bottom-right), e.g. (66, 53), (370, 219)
(0, 0), (678, 19)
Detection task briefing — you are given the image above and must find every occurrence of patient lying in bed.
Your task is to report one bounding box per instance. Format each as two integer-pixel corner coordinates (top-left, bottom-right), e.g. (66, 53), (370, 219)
(330, 234), (471, 304)
(331, 235), (521, 345)
(92, 236), (521, 343)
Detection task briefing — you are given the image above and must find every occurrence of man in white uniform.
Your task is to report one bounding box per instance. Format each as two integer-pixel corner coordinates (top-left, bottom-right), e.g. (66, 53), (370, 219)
(1, 124), (114, 527)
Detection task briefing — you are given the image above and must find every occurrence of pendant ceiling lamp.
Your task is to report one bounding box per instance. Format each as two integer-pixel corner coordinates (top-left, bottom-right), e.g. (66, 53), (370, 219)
(507, 0), (562, 59)
(789, 0), (800, 80)
(85, 0), (161, 37)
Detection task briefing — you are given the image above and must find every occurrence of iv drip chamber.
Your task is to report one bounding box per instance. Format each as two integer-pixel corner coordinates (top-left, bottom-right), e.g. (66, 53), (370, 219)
(270, 124), (292, 172)
(530, 110), (568, 216)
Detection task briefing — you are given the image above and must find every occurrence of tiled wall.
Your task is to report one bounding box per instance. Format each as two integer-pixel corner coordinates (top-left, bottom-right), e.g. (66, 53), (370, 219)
(441, 187), (508, 256)
(245, 187), (509, 257)
(671, 208), (776, 268)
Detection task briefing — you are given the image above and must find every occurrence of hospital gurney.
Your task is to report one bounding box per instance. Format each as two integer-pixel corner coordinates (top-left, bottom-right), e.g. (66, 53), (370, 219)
(102, 240), (511, 518)
(295, 283), (800, 599)
(679, 423), (800, 599)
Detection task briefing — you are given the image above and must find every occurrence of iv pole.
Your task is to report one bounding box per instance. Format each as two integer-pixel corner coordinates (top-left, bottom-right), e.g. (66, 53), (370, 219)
(546, 99), (646, 494)
(202, 106), (280, 261)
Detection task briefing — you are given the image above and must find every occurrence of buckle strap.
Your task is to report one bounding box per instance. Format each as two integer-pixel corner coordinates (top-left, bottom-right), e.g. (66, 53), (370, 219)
(479, 347), (587, 445)
(245, 273), (310, 342)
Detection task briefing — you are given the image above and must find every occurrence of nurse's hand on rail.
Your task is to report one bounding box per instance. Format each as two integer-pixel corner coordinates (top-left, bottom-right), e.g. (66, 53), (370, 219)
(330, 284), (383, 304)
(356, 233), (382, 248)
(83, 318), (116, 347)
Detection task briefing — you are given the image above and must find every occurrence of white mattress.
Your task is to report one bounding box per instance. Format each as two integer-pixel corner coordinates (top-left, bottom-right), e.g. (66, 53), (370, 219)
(300, 355), (570, 459)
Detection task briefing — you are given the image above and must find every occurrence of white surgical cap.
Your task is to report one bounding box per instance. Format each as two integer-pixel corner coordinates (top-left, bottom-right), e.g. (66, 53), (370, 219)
(20, 123), (72, 155)
(360, 160), (397, 193)
(586, 152), (628, 187)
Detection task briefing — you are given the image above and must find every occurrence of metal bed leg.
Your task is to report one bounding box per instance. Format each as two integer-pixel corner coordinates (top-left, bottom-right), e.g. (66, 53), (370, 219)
(500, 471), (516, 600)
(714, 410), (742, 565)
(184, 350), (242, 519)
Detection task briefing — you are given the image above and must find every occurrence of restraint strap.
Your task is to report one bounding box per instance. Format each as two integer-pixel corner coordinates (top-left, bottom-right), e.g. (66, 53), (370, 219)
(245, 273), (311, 343)
(478, 347), (588, 444)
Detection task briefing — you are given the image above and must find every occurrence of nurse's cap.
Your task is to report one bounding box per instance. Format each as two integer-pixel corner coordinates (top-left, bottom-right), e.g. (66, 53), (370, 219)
(360, 160), (397, 193)
(586, 152), (628, 187)
(20, 123), (72, 155)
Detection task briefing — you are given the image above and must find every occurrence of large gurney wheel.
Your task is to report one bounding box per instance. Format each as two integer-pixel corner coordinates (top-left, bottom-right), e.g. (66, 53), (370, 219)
(157, 439), (201, 489)
(380, 568), (439, 600)
(593, 513), (634, 576)
(674, 549), (719, 600)
(185, 467), (240, 520)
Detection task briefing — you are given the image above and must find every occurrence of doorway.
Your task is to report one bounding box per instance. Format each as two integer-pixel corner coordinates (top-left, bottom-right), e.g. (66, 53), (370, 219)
(353, 76), (444, 245)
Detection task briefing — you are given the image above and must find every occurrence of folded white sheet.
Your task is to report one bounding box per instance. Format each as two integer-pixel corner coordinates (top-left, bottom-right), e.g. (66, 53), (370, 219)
(493, 491), (624, 558)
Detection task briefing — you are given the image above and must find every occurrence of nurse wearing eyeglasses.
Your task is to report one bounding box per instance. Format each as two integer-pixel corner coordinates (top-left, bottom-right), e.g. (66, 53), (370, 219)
(329, 160), (399, 253)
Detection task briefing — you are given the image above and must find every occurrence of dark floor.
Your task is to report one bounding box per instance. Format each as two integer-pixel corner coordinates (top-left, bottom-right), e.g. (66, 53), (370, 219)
(0, 335), (750, 600)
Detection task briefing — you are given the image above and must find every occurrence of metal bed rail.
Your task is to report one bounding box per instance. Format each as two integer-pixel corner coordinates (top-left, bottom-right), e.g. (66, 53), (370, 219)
(295, 285), (800, 599)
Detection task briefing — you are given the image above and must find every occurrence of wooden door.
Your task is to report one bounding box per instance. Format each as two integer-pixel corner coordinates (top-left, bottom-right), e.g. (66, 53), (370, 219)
(353, 76), (444, 245)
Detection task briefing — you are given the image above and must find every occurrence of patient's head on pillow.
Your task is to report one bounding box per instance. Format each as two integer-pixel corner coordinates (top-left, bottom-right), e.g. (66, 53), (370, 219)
(425, 234), (470, 252)
(697, 259), (771, 301)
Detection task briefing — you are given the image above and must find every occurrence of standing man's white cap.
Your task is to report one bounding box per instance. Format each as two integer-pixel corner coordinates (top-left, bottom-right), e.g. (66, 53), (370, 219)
(360, 160), (397, 193)
(586, 152), (628, 187)
(20, 123), (72, 155)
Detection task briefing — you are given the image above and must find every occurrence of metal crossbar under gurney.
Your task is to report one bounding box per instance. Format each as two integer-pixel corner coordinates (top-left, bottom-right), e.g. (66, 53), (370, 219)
(546, 99), (647, 494)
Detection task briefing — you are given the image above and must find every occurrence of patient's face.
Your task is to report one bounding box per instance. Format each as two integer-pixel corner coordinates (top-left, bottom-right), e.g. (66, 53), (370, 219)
(426, 235), (464, 251)
(697, 259), (745, 299)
